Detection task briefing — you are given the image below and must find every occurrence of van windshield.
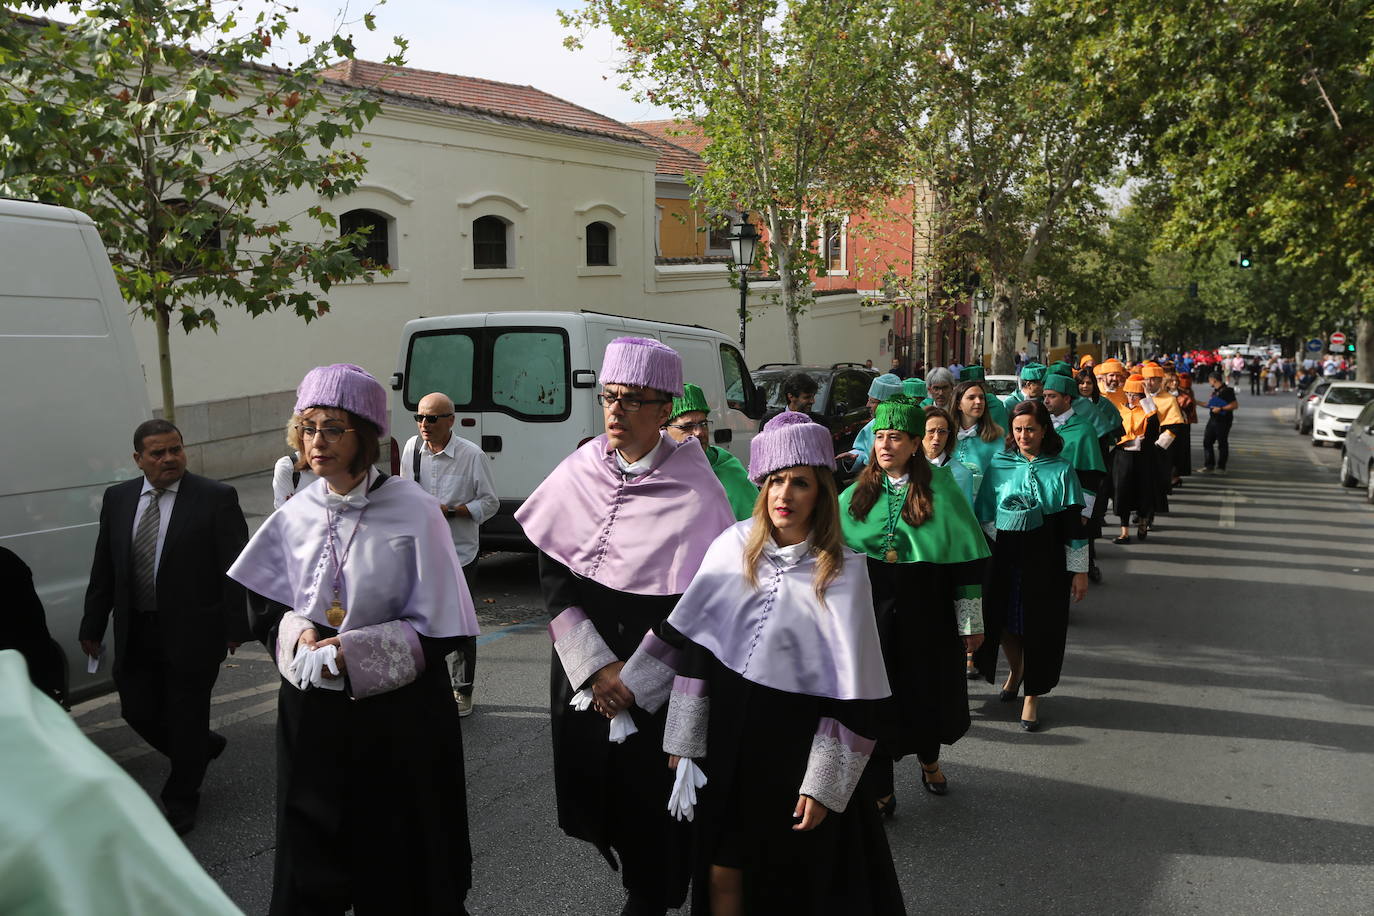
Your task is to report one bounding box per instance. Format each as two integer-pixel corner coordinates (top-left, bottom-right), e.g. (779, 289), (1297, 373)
(1325, 386), (1374, 407)
(405, 326), (569, 421)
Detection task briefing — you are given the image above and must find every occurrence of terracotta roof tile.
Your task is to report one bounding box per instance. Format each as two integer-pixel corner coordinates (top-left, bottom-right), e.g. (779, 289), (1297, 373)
(322, 59), (644, 143)
(629, 119), (710, 156)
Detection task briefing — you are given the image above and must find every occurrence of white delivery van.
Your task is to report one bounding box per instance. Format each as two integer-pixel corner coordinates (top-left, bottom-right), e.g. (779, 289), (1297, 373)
(389, 310), (765, 550)
(0, 199), (152, 704)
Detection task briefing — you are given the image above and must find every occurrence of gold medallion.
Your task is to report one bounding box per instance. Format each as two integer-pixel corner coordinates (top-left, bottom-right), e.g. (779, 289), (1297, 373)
(884, 549), (899, 563)
(326, 599), (346, 628)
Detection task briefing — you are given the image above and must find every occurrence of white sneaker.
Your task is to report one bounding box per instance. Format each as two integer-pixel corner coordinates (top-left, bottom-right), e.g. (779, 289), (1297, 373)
(455, 692), (474, 717)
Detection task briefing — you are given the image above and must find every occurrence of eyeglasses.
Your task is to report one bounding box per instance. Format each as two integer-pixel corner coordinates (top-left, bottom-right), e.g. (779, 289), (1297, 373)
(597, 393), (669, 412)
(414, 413), (455, 424)
(668, 421), (711, 433)
(296, 425), (354, 443)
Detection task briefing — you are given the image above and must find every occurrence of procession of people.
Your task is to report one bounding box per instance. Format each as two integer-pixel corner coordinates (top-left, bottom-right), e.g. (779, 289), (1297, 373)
(30, 337), (1244, 914)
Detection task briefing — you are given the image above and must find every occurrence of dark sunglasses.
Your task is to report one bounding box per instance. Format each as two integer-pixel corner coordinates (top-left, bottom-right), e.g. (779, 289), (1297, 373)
(414, 413), (455, 424)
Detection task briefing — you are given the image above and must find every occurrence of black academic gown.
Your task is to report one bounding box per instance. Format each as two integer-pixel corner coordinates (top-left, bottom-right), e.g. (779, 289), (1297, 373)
(974, 507), (1080, 696)
(672, 638), (906, 916)
(538, 552), (692, 910)
(1110, 413), (1162, 523)
(866, 558), (982, 759)
(249, 602), (471, 916)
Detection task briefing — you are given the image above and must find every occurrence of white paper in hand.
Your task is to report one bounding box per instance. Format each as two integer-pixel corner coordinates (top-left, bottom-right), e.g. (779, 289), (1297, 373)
(608, 709), (639, 743)
(86, 645), (103, 675)
(667, 758), (708, 821)
(569, 688), (594, 712)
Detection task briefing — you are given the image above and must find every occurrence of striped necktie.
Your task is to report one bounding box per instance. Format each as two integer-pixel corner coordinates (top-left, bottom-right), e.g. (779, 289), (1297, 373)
(132, 488), (164, 611)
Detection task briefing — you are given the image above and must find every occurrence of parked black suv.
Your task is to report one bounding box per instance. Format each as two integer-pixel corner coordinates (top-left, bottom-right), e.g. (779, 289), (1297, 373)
(750, 363), (879, 468)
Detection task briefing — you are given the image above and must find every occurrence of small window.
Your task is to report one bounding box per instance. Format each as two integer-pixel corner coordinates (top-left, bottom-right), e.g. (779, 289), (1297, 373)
(706, 211), (738, 253)
(719, 344), (748, 409)
(491, 331), (567, 417)
(340, 208), (391, 267)
(823, 220), (843, 271)
(405, 331), (476, 409)
(473, 215), (509, 269)
(586, 221), (613, 266)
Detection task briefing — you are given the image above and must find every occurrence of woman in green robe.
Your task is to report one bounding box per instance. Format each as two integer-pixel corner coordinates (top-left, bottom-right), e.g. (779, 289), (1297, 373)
(840, 399), (990, 812)
(972, 400), (1089, 732)
(950, 380), (1006, 501)
(664, 383), (758, 520)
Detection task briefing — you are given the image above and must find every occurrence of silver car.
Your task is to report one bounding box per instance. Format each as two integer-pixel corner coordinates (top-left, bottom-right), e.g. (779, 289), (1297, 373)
(1339, 400), (1374, 503)
(1294, 379), (1331, 433)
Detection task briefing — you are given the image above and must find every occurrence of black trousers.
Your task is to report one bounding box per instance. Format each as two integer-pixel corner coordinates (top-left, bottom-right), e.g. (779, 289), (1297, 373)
(115, 611), (218, 808)
(1204, 417), (1232, 469)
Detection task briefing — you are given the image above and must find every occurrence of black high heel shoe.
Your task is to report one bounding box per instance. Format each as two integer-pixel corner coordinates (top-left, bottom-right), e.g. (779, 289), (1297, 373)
(876, 794), (898, 819)
(999, 678), (1022, 702)
(920, 763), (948, 796)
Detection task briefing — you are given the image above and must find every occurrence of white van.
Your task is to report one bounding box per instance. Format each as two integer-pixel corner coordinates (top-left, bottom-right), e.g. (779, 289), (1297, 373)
(388, 310), (765, 550)
(0, 199), (152, 703)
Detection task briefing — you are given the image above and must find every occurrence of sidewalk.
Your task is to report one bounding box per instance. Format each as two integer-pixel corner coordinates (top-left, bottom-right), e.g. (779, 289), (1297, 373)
(222, 468), (277, 535)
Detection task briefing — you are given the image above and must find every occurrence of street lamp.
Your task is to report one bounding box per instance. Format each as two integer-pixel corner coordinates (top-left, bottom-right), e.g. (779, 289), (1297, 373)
(974, 288), (990, 367)
(729, 212), (760, 351)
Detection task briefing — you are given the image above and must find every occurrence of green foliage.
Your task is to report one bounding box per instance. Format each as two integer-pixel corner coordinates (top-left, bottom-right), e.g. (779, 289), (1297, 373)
(0, 0), (406, 414)
(562, 0), (916, 360)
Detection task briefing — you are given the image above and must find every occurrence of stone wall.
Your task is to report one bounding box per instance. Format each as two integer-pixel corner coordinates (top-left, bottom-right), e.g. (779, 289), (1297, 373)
(154, 389), (297, 479)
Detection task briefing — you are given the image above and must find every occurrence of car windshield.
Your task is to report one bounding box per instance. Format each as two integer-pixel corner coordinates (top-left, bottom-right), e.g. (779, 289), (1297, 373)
(757, 371), (827, 410)
(1325, 386), (1374, 406)
(985, 378), (1018, 396)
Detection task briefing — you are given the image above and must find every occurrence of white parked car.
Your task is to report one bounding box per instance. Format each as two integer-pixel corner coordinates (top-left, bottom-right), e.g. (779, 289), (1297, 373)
(1311, 381), (1374, 446)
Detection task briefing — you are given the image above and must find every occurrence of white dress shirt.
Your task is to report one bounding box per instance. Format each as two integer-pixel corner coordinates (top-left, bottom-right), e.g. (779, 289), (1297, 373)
(401, 434), (499, 566)
(131, 477), (180, 578)
(614, 437), (669, 477)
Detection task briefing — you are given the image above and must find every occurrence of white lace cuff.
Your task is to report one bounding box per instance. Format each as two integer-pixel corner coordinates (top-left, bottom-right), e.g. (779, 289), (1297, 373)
(798, 717), (874, 814)
(548, 606), (618, 690)
(663, 676), (709, 759)
(619, 631), (682, 714)
(275, 612), (315, 682)
(1065, 543), (1089, 573)
(338, 619), (424, 699)
(955, 596), (983, 636)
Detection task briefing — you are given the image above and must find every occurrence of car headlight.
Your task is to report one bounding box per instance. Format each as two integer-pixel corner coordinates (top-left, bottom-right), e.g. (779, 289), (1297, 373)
(1317, 410), (1336, 420)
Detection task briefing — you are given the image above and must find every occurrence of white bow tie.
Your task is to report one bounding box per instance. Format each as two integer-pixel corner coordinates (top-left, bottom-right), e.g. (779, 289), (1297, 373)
(325, 489), (368, 510)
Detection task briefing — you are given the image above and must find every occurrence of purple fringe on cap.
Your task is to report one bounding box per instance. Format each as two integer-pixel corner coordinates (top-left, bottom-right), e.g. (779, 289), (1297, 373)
(600, 337), (684, 397)
(748, 411), (835, 484)
(294, 363), (390, 437)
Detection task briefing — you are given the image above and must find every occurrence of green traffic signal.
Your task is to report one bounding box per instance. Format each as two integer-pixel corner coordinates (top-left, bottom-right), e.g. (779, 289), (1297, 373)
(1239, 249), (1252, 268)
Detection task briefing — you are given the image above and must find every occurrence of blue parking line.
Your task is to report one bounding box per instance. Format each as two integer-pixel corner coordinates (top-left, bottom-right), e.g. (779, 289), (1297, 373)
(475, 621), (546, 646)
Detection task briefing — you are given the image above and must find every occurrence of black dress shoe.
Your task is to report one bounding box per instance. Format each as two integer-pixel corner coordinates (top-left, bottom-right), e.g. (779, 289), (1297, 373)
(1088, 563), (1103, 584)
(1020, 718), (1040, 733)
(165, 803), (197, 836)
(999, 680), (1022, 702)
(920, 765), (948, 796)
(876, 794), (898, 819)
(1112, 535), (1131, 545)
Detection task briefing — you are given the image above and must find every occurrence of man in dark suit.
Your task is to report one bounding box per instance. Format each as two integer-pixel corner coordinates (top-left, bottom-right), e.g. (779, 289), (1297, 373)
(80, 419), (249, 835)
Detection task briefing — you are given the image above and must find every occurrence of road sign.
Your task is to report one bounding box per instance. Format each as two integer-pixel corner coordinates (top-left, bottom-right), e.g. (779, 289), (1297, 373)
(1306, 338), (1323, 352)
(1331, 332), (1347, 347)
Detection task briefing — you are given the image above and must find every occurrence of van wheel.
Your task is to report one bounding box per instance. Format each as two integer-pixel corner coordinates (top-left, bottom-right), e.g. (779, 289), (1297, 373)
(1340, 454), (1359, 487)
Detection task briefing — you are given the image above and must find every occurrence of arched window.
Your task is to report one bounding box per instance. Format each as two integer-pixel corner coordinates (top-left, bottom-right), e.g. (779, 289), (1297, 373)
(340, 208), (392, 268)
(473, 215), (510, 269)
(585, 221), (613, 266)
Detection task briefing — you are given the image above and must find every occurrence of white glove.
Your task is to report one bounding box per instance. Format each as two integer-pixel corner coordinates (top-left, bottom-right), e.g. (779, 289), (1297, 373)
(309, 644), (345, 691)
(288, 644), (312, 690)
(569, 688), (594, 712)
(667, 758), (708, 821)
(608, 709), (638, 743)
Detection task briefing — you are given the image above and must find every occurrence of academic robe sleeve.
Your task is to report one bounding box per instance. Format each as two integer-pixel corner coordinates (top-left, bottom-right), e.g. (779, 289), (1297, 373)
(539, 551), (619, 691)
(799, 700), (880, 814)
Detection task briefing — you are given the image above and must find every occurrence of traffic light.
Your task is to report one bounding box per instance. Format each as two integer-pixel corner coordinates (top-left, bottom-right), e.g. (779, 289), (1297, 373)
(1350, 343), (1357, 352)
(1238, 249), (1252, 269)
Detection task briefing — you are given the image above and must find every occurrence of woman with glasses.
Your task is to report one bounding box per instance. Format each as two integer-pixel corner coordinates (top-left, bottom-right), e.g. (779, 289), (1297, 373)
(228, 363), (481, 916)
(641, 411), (903, 914)
(919, 405), (976, 507)
(663, 383), (757, 520)
(973, 400), (1087, 732)
(840, 398), (988, 812)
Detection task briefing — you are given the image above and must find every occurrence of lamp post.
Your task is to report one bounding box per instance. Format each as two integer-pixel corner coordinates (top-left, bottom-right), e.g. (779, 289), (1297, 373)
(974, 288), (990, 367)
(729, 212), (760, 351)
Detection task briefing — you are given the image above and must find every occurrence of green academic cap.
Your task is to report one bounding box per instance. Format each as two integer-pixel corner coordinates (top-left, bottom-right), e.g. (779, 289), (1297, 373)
(903, 377), (927, 399)
(873, 398), (925, 437)
(1043, 374), (1077, 397)
(960, 365), (987, 382)
(670, 383), (710, 420)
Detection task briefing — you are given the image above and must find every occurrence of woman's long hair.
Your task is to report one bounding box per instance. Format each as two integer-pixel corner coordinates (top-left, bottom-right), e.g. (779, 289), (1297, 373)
(743, 467), (845, 601)
(1003, 399), (1064, 456)
(846, 435), (935, 528)
(952, 380), (1004, 443)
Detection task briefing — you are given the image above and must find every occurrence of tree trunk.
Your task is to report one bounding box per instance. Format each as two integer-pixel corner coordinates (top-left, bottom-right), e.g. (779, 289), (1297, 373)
(1357, 312), (1373, 383)
(990, 280), (1020, 374)
(155, 302), (177, 423)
